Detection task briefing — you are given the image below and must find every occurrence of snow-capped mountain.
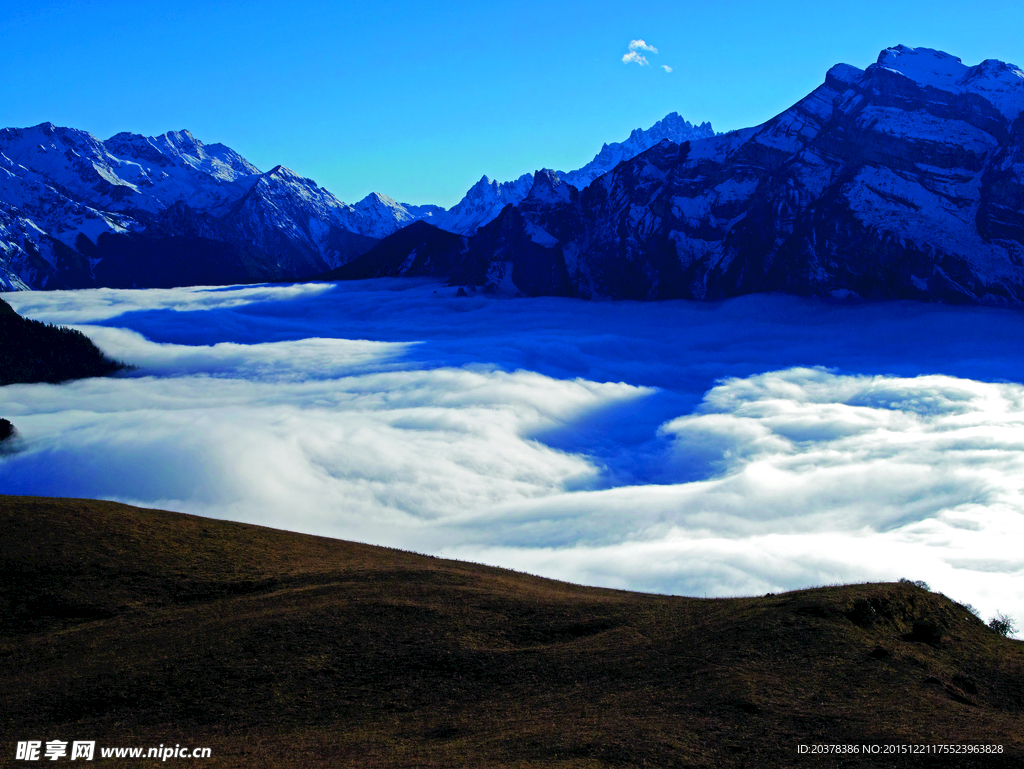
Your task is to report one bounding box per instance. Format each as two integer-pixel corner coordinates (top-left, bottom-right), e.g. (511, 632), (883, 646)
(340, 192), (445, 239)
(426, 173), (536, 236)
(0, 109), (715, 290)
(1, 125), (259, 216)
(12, 44), (1018, 303)
(0, 124), (387, 289)
(351, 46), (1024, 306)
(423, 114), (716, 236)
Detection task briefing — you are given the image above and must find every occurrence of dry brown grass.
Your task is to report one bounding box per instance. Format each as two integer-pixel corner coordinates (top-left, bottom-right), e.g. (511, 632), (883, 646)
(2, 495), (1023, 767)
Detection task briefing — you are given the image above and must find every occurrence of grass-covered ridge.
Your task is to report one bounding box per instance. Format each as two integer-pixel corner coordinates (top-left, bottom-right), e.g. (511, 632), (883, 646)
(1, 495), (1022, 768)
(0, 297), (126, 385)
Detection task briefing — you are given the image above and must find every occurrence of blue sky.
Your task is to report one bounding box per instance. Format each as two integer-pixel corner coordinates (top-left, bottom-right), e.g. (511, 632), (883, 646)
(6, 0), (1024, 206)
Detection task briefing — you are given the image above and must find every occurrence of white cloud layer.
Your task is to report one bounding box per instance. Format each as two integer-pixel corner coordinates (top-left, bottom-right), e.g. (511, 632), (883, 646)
(2, 281), (1022, 633)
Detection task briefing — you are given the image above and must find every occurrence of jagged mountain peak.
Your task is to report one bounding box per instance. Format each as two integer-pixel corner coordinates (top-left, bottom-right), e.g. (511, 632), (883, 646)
(627, 111), (712, 143)
(357, 190), (401, 207)
(336, 190), (426, 239)
(0, 123), (388, 290)
(461, 177), (492, 200)
(105, 130), (261, 181)
(29, 122), (86, 139)
(162, 128), (199, 143)
(2, 122), (102, 151)
(154, 130), (206, 158)
(559, 113), (715, 190)
(17, 121), (75, 142)
(418, 112), (720, 237)
(265, 164), (303, 181)
(525, 169), (575, 206)
(466, 173), (528, 196)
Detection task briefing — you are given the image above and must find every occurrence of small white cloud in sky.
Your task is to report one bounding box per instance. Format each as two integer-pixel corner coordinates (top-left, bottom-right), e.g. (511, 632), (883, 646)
(629, 39), (658, 54)
(622, 39), (658, 66)
(622, 51), (649, 66)
(662, 65), (673, 73)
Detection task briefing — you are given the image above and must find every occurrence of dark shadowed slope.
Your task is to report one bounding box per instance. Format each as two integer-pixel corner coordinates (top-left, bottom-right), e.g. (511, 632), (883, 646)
(309, 220), (468, 282)
(0, 298), (126, 385)
(1, 495), (1022, 768)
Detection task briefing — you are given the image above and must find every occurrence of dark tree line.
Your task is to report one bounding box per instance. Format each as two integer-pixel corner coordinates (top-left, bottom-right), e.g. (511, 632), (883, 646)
(0, 298), (127, 386)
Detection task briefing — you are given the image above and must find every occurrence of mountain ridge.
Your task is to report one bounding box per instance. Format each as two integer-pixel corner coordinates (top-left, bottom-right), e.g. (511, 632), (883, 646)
(0, 110), (717, 291)
(345, 45), (1024, 306)
(5, 44), (1023, 304)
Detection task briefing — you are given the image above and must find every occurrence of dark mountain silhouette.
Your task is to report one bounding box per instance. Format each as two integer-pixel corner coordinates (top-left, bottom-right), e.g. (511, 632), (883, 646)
(0, 297), (126, 385)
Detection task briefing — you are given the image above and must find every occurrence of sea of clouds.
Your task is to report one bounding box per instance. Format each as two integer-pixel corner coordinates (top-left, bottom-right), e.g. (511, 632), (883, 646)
(2, 279), (1022, 631)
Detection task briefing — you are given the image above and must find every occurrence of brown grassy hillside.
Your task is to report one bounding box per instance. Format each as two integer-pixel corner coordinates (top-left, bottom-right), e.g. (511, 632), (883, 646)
(1, 495), (1022, 767)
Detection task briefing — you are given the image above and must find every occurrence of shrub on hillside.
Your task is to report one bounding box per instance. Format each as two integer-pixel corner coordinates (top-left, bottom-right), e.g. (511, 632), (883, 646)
(899, 578), (930, 590)
(988, 612), (1017, 637)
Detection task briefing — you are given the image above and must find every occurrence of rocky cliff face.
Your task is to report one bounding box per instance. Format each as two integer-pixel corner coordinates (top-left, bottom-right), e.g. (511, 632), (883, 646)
(359, 46), (1024, 305)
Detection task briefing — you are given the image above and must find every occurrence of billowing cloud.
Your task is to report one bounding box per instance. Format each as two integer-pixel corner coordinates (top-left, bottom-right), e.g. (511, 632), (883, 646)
(622, 39), (658, 66)
(662, 65), (673, 73)
(2, 282), (1023, 634)
(449, 369), (1024, 613)
(4, 282), (336, 325)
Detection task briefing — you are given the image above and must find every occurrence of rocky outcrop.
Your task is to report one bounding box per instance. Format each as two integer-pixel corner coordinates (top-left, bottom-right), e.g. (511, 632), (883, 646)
(427, 173), (536, 236)
(0, 418), (16, 443)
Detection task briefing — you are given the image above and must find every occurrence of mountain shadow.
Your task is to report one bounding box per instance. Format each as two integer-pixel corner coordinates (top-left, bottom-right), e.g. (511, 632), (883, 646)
(310, 220), (468, 281)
